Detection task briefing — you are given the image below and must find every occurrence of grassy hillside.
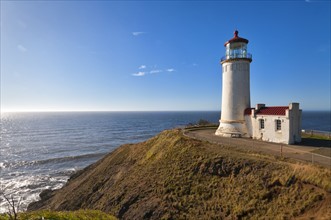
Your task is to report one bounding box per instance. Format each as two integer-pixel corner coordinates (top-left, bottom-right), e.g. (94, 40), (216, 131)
(28, 129), (331, 219)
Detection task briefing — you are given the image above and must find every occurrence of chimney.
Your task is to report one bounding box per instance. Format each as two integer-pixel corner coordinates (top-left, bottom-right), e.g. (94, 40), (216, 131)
(289, 103), (299, 111)
(255, 104), (265, 110)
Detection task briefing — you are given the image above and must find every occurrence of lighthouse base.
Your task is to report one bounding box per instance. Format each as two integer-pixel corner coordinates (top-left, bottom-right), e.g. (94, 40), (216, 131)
(215, 120), (249, 138)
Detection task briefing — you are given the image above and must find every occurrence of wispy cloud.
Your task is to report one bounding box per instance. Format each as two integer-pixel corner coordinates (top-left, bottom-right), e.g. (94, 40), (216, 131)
(132, 32), (145, 36)
(132, 66), (176, 77)
(132, 72), (146, 77)
(150, 69), (163, 74)
(17, 44), (27, 52)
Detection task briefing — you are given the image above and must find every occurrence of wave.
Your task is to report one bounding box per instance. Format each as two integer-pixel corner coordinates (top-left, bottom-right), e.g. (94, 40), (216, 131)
(0, 152), (106, 170)
(0, 162), (5, 169)
(0, 173), (70, 213)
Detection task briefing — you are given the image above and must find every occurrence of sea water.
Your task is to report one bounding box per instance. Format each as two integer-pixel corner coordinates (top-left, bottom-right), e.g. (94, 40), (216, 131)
(0, 111), (330, 212)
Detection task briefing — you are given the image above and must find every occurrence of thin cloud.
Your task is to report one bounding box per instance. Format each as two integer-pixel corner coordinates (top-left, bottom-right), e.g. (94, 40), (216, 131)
(150, 69), (163, 74)
(132, 32), (145, 36)
(132, 66), (175, 77)
(132, 72), (146, 77)
(17, 44), (27, 52)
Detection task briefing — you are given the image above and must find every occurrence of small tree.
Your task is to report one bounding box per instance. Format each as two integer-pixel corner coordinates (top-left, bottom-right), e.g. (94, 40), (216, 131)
(197, 119), (210, 126)
(1, 191), (22, 220)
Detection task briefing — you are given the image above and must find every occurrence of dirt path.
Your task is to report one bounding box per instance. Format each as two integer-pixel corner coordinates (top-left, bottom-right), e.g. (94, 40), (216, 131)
(184, 128), (331, 168)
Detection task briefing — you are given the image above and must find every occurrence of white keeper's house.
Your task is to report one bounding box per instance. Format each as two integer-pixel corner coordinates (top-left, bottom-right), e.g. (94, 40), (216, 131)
(215, 30), (301, 144)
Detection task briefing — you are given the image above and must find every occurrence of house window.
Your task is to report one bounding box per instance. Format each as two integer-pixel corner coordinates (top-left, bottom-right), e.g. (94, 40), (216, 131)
(259, 119), (265, 129)
(276, 119), (281, 131)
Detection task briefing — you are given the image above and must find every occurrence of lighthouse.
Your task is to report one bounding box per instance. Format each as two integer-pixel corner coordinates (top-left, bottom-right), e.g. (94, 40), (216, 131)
(215, 30), (301, 144)
(215, 30), (252, 137)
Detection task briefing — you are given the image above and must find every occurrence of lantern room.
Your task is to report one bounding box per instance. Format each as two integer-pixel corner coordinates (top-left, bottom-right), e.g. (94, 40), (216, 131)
(222, 30), (252, 62)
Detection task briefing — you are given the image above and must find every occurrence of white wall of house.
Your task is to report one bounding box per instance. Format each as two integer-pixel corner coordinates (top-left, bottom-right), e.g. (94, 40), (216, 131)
(246, 114), (290, 144)
(245, 103), (301, 144)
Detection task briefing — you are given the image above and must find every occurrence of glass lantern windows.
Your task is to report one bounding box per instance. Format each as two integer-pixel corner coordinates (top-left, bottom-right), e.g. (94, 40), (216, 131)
(225, 42), (248, 59)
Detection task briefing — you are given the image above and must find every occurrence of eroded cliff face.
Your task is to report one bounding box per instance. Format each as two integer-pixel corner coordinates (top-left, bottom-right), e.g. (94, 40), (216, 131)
(28, 129), (331, 219)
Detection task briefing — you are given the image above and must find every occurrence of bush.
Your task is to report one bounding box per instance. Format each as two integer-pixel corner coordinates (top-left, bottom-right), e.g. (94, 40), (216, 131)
(197, 119), (210, 125)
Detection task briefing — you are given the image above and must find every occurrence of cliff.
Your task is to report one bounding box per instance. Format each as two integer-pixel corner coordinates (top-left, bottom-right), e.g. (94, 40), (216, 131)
(28, 129), (331, 219)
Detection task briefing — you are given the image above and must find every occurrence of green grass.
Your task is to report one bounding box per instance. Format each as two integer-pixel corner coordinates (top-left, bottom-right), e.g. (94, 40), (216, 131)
(301, 132), (331, 140)
(0, 210), (117, 220)
(184, 124), (218, 131)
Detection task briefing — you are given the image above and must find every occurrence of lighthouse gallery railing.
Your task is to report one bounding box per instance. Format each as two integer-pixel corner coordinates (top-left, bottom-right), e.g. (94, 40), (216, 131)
(221, 53), (252, 62)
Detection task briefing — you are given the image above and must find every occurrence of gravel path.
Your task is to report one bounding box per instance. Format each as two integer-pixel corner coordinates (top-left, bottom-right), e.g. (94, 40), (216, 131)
(184, 128), (331, 168)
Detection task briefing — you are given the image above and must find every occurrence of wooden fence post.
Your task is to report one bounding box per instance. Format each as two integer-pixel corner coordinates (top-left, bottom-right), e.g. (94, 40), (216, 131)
(311, 153), (314, 164)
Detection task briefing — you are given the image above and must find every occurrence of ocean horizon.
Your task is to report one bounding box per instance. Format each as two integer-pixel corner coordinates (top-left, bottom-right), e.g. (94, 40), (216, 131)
(0, 110), (330, 212)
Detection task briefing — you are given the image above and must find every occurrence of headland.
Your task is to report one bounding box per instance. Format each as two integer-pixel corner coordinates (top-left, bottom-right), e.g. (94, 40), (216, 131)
(27, 128), (331, 219)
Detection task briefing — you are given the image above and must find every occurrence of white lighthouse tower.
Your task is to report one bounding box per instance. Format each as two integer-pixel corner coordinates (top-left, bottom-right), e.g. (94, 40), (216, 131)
(215, 30), (252, 137)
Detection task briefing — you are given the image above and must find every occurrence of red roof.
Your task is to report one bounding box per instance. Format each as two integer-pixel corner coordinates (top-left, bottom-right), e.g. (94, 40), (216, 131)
(244, 106), (289, 116)
(224, 30), (249, 46)
(244, 108), (254, 115)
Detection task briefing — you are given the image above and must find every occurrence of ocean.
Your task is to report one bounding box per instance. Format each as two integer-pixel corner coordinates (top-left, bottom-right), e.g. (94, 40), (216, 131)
(0, 111), (330, 212)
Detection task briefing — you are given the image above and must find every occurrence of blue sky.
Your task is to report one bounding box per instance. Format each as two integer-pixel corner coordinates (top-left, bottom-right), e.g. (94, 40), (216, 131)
(1, 0), (330, 111)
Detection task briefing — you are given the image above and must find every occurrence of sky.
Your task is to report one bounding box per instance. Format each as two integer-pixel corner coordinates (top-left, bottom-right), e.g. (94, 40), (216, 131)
(1, 0), (330, 112)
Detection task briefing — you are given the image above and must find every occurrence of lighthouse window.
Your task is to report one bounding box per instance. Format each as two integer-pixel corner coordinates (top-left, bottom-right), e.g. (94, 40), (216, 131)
(275, 120), (282, 131)
(259, 119), (265, 129)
